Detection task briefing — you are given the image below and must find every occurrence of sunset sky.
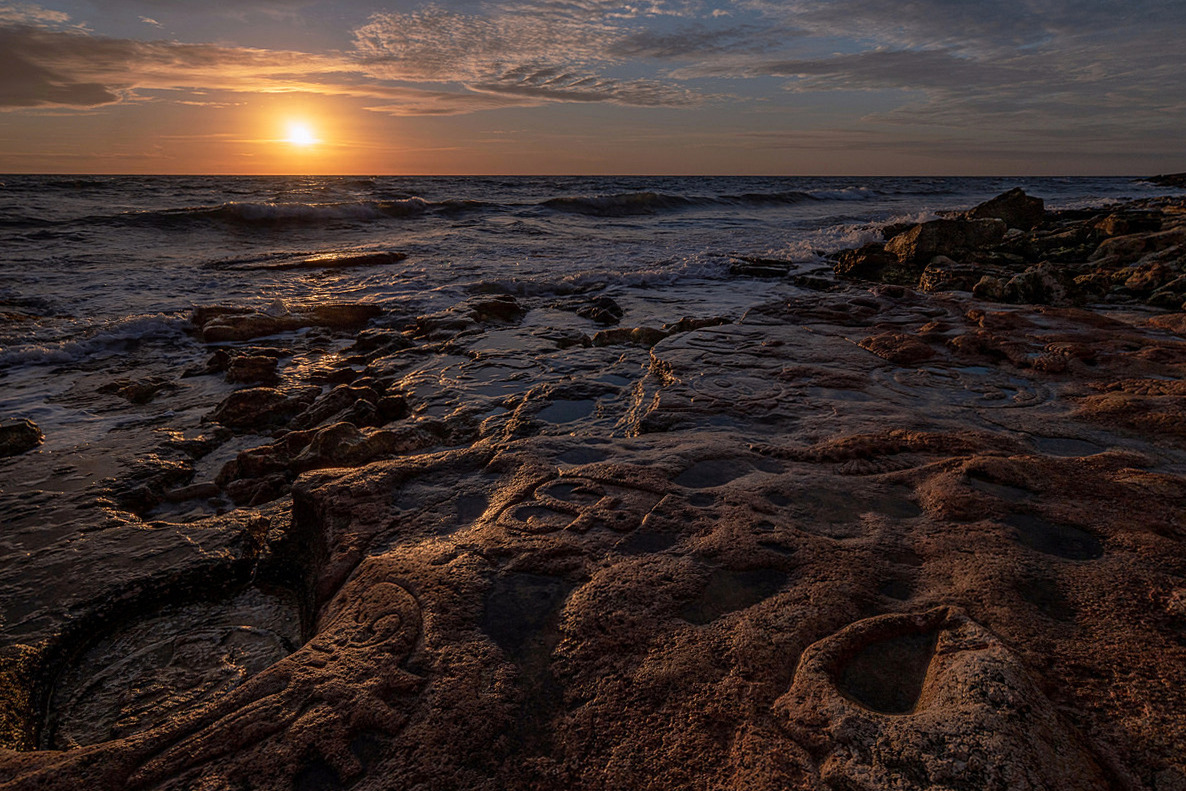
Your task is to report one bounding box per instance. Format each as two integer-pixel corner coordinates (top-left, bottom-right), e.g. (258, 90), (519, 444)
(2, 0), (1184, 175)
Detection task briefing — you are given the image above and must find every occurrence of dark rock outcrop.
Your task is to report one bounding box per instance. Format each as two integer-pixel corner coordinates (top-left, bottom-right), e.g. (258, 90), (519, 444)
(192, 303), (382, 343)
(965, 187), (1045, 230)
(885, 218), (1008, 265)
(0, 419), (43, 457)
(208, 386), (321, 431)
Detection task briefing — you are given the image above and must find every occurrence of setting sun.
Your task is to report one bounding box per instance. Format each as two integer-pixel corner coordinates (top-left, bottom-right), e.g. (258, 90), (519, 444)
(284, 121), (318, 147)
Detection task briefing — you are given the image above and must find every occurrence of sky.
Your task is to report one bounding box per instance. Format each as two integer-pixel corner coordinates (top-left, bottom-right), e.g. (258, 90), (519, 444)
(1, 0), (1184, 175)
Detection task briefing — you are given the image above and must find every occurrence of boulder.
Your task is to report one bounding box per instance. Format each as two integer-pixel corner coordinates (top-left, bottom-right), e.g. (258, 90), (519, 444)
(728, 256), (794, 278)
(192, 303), (381, 342)
(918, 256), (984, 293)
(208, 386), (321, 431)
(1094, 212), (1162, 237)
(226, 355), (279, 385)
(303, 303), (384, 329)
(0, 419), (43, 457)
(288, 384), (381, 431)
(834, 243), (894, 277)
(575, 296), (626, 325)
(468, 295), (525, 324)
(1122, 262), (1177, 294)
(858, 332), (935, 365)
(972, 275), (1008, 302)
(1149, 172), (1186, 188)
(776, 608), (1116, 791)
(591, 326), (668, 347)
(97, 377), (174, 404)
(1091, 227), (1186, 265)
(1002, 262), (1073, 305)
(965, 187), (1045, 230)
(885, 219), (1008, 265)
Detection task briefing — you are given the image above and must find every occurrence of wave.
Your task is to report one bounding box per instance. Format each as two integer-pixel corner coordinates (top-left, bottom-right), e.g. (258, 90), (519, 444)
(542, 191), (709, 217)
(541, 187), (879, 217)
(0, 313), (191, 368)
(113, 197), (497, 229)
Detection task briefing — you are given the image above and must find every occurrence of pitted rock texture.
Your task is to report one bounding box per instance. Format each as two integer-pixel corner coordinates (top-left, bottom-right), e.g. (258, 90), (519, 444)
(3, 247), (1186, 789)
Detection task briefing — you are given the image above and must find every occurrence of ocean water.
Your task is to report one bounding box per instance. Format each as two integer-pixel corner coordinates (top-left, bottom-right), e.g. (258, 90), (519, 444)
(0, 174), (1178, 455)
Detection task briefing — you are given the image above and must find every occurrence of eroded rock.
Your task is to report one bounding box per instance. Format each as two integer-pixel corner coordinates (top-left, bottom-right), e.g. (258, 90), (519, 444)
(0, 419), (43, 457)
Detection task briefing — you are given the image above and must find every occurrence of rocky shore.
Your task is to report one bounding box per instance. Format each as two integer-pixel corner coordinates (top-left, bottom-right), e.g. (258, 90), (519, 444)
(1, 188), (1185, 790)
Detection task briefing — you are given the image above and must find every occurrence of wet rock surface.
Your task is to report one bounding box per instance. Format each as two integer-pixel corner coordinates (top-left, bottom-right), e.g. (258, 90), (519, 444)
(0, 419), (43, 457)
(2, 192), (1186, 790)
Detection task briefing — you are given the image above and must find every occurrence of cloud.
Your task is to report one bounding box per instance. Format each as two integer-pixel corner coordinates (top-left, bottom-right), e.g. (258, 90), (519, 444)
(0, 3), (70, 26)
(0, 1), (706, 115)
(351, 7), (617, 83)
(0, 24), (357, 108)
(606, 23), (781, 60)
(351, 6), (703, 107)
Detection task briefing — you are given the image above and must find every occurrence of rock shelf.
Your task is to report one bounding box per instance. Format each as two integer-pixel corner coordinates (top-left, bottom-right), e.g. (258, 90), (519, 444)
(1, 190), (1184, 790)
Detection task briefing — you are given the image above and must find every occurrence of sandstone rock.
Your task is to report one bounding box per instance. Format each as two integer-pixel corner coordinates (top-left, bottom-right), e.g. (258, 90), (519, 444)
(776, 608), (1117, 791)
(288, 384), (381, 431)
(226, 355), (279, 385)
(662, 316), (730, 335)
(1074, 379), (1186, 439)
(1149, 172), (1186, 188)
(1146, 312), (1186, 335)
(886, 218), (1008, 265)
(192, 303), (381, 342)
(1001, 262), (1073, 305)
(290, 423), (434, 473)
(576, 296), (625, 325)
(102, 456), (193, 513)
(1073, 272), (1114, 300)
(729, 256), (794, 278)
(833, 243), (904, 282)
(198, 312), (302, 342)
(208, 386), (321, 431)
(965, 187), (1045, 230)
(303, 303), (384, 329)
(348, 328), (415, 355)
(918, 256), (984, 292)
(972, 275), (1008, 301)
(97, 376), (174, 404)
(1094, 211), (1162, 237)
(1123, 262), (1177, 294)
(858, 332), (936, 365)
(0, 419), (43, 457)
(591, 326), (668, 347)
(1016, 224), (1100, 264)
(1091, 227), (1186, 264)
(469, 295), (526, 324)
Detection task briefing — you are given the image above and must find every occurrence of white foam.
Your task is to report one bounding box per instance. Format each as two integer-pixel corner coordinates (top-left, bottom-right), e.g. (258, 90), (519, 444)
(0, 313), (191, 368)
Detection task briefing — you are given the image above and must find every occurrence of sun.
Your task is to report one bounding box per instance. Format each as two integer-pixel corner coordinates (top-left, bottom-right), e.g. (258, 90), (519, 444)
(285, 121), (319, 147)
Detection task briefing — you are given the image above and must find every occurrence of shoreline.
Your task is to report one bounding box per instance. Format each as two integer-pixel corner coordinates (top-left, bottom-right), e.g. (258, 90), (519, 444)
(1, 186), (1185, 789)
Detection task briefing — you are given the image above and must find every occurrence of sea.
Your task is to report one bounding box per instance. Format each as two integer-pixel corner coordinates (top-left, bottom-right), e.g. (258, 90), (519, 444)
(0, 174), (1180, 460)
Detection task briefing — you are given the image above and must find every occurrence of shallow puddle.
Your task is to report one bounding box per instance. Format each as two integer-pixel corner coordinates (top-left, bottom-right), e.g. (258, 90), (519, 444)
(47, 586), (301, 749)
(537, 399), (596, 424)
(1031, 436), (1102, 457)
(1005, 513), (1103, 560)
(837, 629), (938, 714)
